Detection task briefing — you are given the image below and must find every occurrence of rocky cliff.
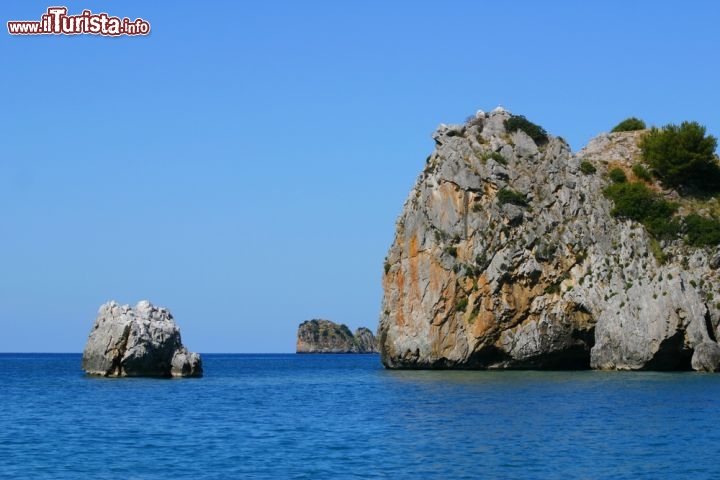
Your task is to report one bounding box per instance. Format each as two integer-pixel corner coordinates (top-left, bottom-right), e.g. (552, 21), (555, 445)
(379, 108), (720, 371)
(82, 300), (203, 377)
(296, 320), (378, 353)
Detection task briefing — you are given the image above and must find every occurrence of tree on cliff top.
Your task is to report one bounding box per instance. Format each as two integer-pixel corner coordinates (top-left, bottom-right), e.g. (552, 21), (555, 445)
(639, 121), (720, 193)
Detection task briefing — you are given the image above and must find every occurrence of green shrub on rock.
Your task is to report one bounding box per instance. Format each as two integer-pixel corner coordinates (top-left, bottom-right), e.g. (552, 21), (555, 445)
(639, 121), (720, 192)
(580, 161), (597, 174)
(482, 151), (507, 165)
(603, 182), (679, 238)
(455, 297), (469, 312)
(609, 168), (628, 183)
(631, 163), (652, 181)
(497, 188), (528, 207)
(611, 117), (646, 132)
(649, 237), (667, 264)
(504, 115), (549, 145)
(684, 213), (720, 246)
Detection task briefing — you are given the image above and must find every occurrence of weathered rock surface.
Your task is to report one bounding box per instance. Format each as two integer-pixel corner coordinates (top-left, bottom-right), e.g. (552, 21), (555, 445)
(82, 300), (202, 377)
(296, 319), (378, 353)
(353, 327), (378, 353)
(691, 342), (720, 372)
(379, 109), (720, 371)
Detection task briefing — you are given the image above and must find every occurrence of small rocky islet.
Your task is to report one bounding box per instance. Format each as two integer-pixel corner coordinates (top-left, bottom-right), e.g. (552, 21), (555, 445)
(379, 108), (720, 372)
(296, 319), (378, 353)
(82, 300), (202, 378)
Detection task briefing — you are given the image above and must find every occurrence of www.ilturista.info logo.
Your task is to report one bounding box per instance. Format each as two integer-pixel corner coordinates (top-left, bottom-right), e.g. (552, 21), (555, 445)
(7, 7), (150, 36)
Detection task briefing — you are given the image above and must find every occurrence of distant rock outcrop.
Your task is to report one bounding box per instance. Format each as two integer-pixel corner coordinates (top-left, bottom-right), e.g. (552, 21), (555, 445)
(353, 327), (378, 353)
(82, 300), (202, 377)
(296, 320), (378, 353)
(379, 109), (720, 371)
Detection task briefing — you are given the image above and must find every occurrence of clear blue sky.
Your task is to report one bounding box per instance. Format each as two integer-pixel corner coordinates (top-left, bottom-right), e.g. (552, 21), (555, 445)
(2, 1), (719, 352)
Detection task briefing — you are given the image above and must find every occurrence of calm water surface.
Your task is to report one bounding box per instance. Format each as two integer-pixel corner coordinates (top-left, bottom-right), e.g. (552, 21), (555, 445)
(1, 353), (719, 479)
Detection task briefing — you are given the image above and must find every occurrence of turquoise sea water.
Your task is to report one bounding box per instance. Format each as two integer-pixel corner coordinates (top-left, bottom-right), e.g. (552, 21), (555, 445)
(1, 353), (720, 479)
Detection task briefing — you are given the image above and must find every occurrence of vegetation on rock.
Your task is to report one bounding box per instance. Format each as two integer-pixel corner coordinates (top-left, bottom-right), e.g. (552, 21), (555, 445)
(631, 163), (652, 182)
(648, 237), (667, 264)
(497, 188), (528, 207)
(611, 117), (646, 132)
(598, 120), (720, 247)
(603, 182), (679, 238)
(639, 121), (720, 193)
(609, 168), (628, 183)
(580, 161), (597, 175)
(684, 213), (720, 247)
(504, 114), (549, 145)
(482, 150), (507, 165)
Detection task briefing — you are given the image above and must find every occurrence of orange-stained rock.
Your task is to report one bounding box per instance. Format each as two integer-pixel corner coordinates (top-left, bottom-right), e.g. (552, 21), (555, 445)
(378, 109), (720, 371)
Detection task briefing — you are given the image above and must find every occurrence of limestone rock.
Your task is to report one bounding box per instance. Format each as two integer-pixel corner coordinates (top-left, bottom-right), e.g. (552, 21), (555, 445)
(379, 109), (720, 371)
(691, 342), (720, 372)
(354, 327), (379, 353)
(296, 319), (378, 353)
(82, 300), (202, 377)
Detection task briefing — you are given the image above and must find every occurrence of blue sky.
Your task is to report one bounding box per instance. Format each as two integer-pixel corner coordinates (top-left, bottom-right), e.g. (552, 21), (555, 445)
(2, 1), (719, 352)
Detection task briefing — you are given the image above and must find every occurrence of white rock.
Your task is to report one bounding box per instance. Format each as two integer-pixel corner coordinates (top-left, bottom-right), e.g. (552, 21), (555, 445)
(81, 301), (202, 377)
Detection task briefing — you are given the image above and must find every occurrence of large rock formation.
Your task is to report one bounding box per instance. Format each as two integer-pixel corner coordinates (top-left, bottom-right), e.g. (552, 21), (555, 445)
(296, 319), (378, 353)
(379, 108), (720, 371)
(82, 300), (203, 377)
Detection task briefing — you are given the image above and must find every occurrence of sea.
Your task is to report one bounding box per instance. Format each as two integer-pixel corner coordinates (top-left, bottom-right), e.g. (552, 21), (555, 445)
(1, 353), (719, 479)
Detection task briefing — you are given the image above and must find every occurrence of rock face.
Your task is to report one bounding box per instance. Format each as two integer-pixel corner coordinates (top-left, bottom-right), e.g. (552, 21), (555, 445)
(354, 327), (378, 353)
(379, 109), (720, 371)
(296, 320), (378, 353)
(82, 300), (203, 377)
